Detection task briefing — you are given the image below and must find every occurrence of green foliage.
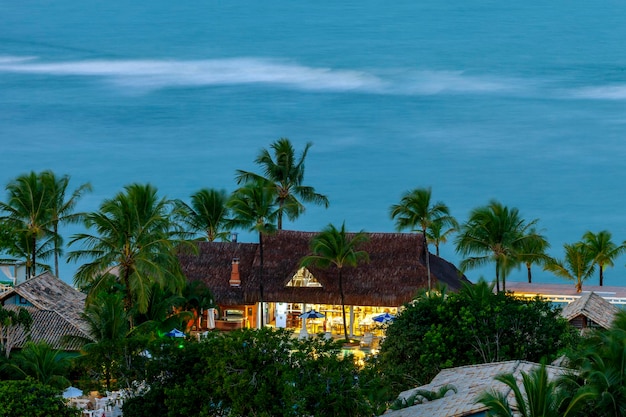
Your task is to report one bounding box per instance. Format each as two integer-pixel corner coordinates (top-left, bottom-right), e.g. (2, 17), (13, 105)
(235, 138), (329, 230)
(123, 328), (382, 417)
(476, 362), (583, 417)
(563, 310), (626, 417)
(6, 341), (73, 389)
(378, 281), (579, 394)
(0, 378), (81, 417)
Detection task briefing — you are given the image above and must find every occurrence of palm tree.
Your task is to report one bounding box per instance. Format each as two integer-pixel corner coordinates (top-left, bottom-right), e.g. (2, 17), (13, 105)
(235, 138), (329, 230)
(0, 221), (54, 281)
(544, 242), (595, 292)
(455, 200), (537, 292)
(173, 188), (233, 242)
(0, 172), (52, 277)
(426, 217), (458, 257)
(300, 222), (369, 342)
(79, 291), (131, 390)
(67, 183), (187, 320)
(6, 342), (73, 389)
(476, 362), (586, 417)
(564, 310), (626, 417)
(390, 187), (455, 291)
(227, 179), (278, 327)
(40, 171), (91, 278)
(583, 230), (625, 286)
(517, 228), (551, 283)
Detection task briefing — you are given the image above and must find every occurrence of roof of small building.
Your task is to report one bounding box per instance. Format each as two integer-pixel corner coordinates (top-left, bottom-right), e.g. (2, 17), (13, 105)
(0, 272), (92, 349)
(560, 291), (620, 329)
(2, 305), (90, 350)
(382, 360), (569, 417)
(178, 230), (470, 307)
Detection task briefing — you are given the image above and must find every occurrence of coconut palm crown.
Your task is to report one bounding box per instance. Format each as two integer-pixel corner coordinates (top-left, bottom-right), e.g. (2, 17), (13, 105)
(235, 138), (329, 230)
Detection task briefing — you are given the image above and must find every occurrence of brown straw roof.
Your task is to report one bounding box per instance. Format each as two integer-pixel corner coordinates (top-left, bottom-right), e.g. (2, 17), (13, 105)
(178, 230), (469, 307)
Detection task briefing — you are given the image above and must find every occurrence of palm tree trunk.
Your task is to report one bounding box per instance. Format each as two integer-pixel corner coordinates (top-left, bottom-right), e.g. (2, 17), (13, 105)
(527, 263), (532, 283)
(423, 231), (431, 291)
(495, 261), (500, 293)
(259, 231), (264, 328)
(54, 223), (59, 277)
(31, 235), (36, 278)
(338, 269), (349, 342)
(599, 265), (604, 286)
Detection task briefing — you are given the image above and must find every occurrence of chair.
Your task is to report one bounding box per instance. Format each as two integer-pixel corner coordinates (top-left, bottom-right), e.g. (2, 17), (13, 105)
(360, 332), (373, 348)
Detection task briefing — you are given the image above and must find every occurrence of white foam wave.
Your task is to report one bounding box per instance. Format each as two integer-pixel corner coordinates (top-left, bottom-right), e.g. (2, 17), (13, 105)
(0, 55), (524, 96)
(569, 85), (626, 100)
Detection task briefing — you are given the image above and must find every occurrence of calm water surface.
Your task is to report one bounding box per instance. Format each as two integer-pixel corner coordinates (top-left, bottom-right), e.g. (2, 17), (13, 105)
(2, 1), (626, 285)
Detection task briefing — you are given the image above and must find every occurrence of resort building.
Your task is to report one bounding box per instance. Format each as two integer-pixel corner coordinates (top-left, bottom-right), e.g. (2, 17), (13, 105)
(178, 230), (469, 336)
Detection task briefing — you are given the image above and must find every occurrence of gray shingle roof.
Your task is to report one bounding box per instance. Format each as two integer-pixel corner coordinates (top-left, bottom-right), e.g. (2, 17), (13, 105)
(560, 291), (620, 329)
(382, 361), (568, 417)
(0, 272), (92, 350)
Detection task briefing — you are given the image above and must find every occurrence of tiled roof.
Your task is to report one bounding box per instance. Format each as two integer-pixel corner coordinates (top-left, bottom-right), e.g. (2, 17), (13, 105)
(0, 272), (93, 350)
(382, 361), (568, 417)
(560, 291), (619, 329)
(0, 271), (89, 335)
(3, 305), (90, 350)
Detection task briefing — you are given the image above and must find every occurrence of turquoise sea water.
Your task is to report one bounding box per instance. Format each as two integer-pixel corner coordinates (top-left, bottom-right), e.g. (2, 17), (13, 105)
(2, 1), (626, 285)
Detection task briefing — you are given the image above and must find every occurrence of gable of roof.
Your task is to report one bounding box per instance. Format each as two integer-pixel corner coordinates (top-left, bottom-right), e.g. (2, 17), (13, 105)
(0, 272), (91, 339)
(383, 360), (568, 417)
(179, 230), (470, 307)
(560, 291), (620, 329)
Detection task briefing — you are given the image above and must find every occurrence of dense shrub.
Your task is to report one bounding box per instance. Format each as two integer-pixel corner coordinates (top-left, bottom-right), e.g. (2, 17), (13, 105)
(0, 378), (81, 417)
(123, 328), (383, 417)
(378, 280), (579, 393)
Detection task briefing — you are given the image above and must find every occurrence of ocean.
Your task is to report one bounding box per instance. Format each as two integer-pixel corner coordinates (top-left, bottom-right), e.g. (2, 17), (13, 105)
(2, 1), (626, 286)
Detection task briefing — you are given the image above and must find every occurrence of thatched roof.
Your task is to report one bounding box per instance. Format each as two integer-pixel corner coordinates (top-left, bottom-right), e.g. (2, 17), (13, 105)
(0, 272), (92, 350)
(561, 291), (620, 329)
(383, 360), (569, 417)
(178, 230), (469, 307)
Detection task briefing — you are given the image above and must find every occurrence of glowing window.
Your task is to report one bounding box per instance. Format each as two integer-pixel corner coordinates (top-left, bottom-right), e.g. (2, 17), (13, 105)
(286, 267), (322, 287)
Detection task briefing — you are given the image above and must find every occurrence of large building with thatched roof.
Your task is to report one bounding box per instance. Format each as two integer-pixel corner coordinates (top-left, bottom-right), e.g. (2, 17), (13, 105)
(178, 230), (469, 334)
(0, 272), (92, 352)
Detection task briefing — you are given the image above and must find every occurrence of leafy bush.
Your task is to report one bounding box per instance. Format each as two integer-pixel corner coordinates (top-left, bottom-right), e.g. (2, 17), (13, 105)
(0, 378), (81, 417)
(378, 280), (579, 394)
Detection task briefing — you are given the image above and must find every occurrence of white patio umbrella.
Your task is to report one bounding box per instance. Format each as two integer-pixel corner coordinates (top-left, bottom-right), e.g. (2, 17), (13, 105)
(63, 386), (83, 399)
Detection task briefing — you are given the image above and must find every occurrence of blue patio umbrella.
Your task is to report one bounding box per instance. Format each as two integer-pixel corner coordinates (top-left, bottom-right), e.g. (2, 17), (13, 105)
(299, 309), (325, 319)
(165, 328), (186, 338)
(372, 313), (395, 323)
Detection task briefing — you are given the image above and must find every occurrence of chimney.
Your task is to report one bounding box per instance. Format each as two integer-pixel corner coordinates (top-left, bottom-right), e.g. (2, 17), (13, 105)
(229, 258), (241, 287)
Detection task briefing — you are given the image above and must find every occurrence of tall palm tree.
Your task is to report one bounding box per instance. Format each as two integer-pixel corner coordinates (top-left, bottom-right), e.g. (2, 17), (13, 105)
(67, 183), (187, 320)
(0, 172), (52, 277)
(0, 221), (54, 281)
(173, 188), (233, 242)
(300, 222), (369, 342)
(390, 187), (455, 291)
(426, 216), (459, 257)
(544, 242), (595, 292)
(227, 179), (278, 327)
(583, 230), (625, 286)
(235, 138), (329, 230)
(455, 200), (537, 292)
(517, 228), (551, 283)
(79, 291), (131, 390)
(476, 362), (586, 417)
(40, 171), (92, 278)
